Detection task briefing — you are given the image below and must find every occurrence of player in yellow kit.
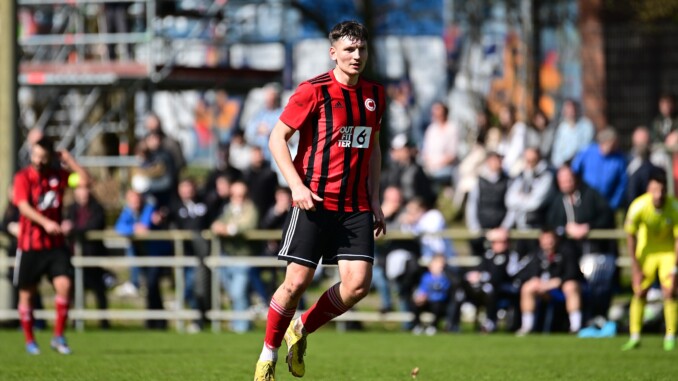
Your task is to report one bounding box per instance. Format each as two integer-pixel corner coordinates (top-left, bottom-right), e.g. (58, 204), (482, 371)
(623, 170), (678, 351)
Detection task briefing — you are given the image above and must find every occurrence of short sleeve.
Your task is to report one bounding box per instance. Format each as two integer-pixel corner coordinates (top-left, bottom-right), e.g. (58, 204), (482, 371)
(624, 198), (643, 235)
(12, 172), (29, 205)
(279, 82), (317, 130)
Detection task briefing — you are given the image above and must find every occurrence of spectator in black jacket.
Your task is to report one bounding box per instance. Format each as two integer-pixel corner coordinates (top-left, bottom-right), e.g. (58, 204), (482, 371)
(204, 173), (232, 226)
(169, 178), (210, 331)
(546, 166), (615, 320)
(626, 126), (662, 205)
(464, 228), (530, 333)
(382, 134), (434, 204)
(516, 230), (583, 335)
(61, 183), (111, 329)
(244, 146), (278, 217)
(465, 151), (512, 256)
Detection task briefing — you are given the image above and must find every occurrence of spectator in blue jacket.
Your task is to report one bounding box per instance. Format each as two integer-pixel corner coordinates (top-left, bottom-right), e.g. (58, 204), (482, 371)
(410, 254), (452, 335)
(571, 127), (628, 210)
(115, 189), (172, 329)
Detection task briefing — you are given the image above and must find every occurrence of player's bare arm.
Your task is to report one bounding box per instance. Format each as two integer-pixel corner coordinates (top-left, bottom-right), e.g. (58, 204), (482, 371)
(269, 120), (322, 211)
(16, 201), (61, 235)
(369, 131), (385, 237)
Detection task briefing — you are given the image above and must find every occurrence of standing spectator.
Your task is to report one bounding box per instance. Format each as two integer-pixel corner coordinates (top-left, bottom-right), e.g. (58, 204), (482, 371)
(244, 146), (279, 218)
(228, 130), (253, 172)
(385, 81), (414, 139)
(546, 166), (616, 319)
(382, 133), (434, 204)
(144, 112), (186, 173)
(244, 83), (283, 161)
(465, 151), (511, 256)
(571, 127), (628, 211)
(211, 181), (259, 333)
(213, 90), (242, 144)
(651, 93), (678, 144)
(62, 182), (111, 329)
(204, 174), (232, 226)
(551, 99), (595, 168)
(495, 105), (527, 176)
(168, 178), (210, 332)
(421, 101), (459, 189)
(627, 127), (662, 205)
(517, 230), (583, 335)
(104, 2), (133, 60)
(130, 135), (174, 208)
(401, 197), (456, 263)
(114, 189), (172, 329)
(258, 187), (293, 302)
(410, 254), (452, 336)
(526, 109), (556, 160)
(13, 138), (90, 354)
(464, 228), (529, 333)
(17, 128), (44, 169)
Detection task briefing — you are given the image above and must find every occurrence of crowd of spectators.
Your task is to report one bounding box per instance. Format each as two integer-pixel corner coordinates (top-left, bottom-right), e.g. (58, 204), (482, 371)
(3, 88), (678, 335)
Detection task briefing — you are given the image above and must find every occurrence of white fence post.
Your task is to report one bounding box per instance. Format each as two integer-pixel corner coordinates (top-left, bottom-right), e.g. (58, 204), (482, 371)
(73, 239), (85, 332)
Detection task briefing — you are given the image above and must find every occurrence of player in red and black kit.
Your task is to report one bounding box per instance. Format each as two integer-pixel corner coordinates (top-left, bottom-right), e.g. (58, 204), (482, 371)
(13, 137), (90, 355)
(254, 21), (386, 380)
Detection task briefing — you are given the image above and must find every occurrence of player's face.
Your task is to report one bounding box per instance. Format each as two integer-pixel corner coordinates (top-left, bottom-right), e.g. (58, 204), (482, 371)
(30, 144), (51, 172)
(330, 37), (368, 79)
(648, 180), (666, 208)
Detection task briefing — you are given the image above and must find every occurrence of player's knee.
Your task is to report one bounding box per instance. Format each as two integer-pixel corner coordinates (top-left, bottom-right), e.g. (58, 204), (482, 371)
(282, 277), (311, 298)
(662, 287), (674, 300)
(562, 281), (579, 295)
(345, 283), (370, 303)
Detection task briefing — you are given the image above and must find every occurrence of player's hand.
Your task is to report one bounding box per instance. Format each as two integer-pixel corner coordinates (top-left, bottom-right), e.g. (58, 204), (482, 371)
(291, 183), (323, 211)
(371, 200), (386, 237)
(43, 220), (62, 236)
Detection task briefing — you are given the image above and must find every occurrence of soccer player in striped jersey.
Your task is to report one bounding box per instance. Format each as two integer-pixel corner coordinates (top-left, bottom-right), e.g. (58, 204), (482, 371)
(254, 20), (386, 380)
(622, 169), (678, 351)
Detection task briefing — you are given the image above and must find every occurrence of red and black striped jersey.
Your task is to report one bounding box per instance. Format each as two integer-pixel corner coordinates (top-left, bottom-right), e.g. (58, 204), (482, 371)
(13, 166), (69, 251)
(280, 70), (385, 212)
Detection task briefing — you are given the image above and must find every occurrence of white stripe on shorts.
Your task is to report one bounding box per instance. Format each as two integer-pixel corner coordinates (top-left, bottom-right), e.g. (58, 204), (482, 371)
(278, 207), (300, 257)
(13, 249), (22, 286)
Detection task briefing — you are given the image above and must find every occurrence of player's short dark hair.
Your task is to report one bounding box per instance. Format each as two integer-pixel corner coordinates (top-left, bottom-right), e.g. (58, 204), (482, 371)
(34, 136), (54, 155)
(649, 168), (668, 187)
(329, 20), (369, 44)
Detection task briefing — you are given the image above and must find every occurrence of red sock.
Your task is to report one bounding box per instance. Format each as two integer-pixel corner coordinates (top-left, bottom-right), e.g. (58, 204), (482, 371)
(264, 298), (296, 349)
(301, 283), (349, 333)
(54, 296), (69, 337)
(18, 305), (35, 344)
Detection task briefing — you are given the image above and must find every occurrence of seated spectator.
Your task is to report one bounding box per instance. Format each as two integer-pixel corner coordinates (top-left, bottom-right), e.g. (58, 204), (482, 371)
(546, 166), (616, 319)
(229, 130), (253, 172)
(410, 254), (452, 336)
(168, 178), (210, 332)
(373, 186), (407, 314)
(505, 147), (554, 231)
(203, 144), (243, 199)
(651, 93), (678, 144)
(244, 83), (283, 161)
(244, 146), (278, 217)
(382, 134), (434, 204)
(62, 182), (111, 329)
(465, 151), (511, 256)
(211, 181), (259, 333)
(115, 189), (172, 329)
(385, 81), (414, 139)
(517, 230), (583, 335)
(572, 127), (627, 210)
(401, 197), (456, 263)
(495, 105), (527, 176)
(421, 101), (459, 189)
(526, 109), (556, 160)
(551, 99), (595, 168)
(464, 228), (528, 333)
(213, 90), (242, 144)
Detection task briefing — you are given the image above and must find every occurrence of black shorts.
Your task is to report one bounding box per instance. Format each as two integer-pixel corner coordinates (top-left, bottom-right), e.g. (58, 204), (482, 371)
(14, 247), (73, 289)
(277, 207), (375, 268)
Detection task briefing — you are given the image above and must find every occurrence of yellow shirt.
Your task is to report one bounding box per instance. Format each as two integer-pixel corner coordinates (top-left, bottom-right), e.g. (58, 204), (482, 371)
(625, 193), (678, 257)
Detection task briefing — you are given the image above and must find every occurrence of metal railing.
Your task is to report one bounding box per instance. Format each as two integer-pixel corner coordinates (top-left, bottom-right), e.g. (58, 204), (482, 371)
(0, 228), (630, 332)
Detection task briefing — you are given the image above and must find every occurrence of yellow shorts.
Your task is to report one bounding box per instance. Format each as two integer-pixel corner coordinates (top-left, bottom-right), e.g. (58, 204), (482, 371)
(639, 252), (676, 291)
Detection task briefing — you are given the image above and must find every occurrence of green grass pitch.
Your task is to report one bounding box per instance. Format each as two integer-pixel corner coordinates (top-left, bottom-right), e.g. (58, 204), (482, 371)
(0, 330), (675, 380)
